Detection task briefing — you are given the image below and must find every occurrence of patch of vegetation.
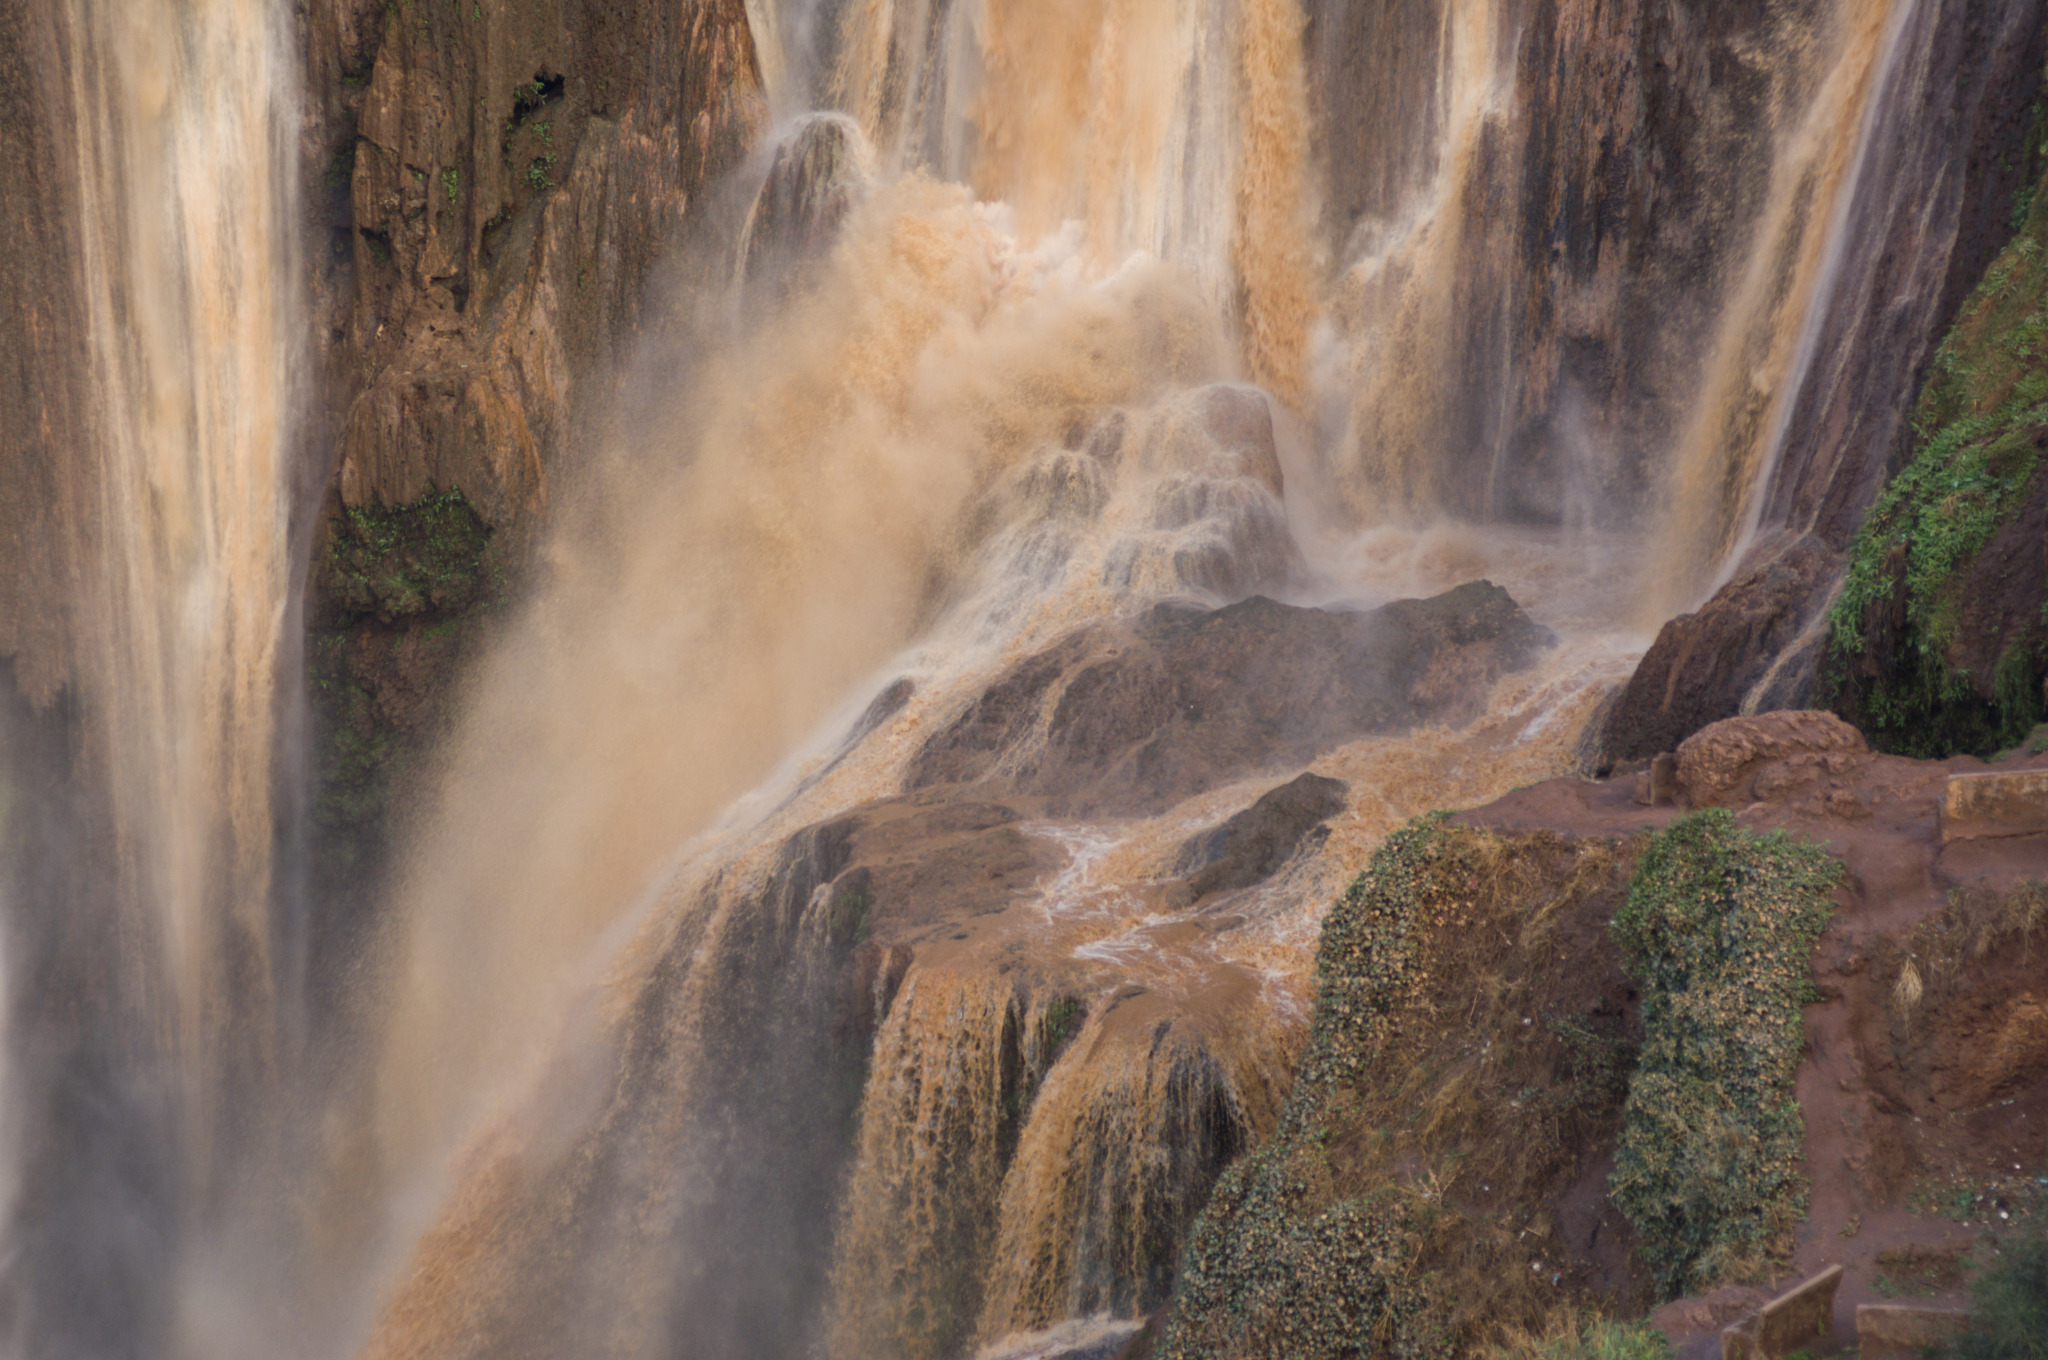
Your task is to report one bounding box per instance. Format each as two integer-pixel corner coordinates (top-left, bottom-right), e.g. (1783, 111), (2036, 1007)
(311, 489), (503, 881)
(322, 487), (498, 620)
(508, 72), (563, 126)
(1944, 1228), (2048, 1360)
(1607, 811), (1842, 1298)
(1040, 995), (1083, 1056)
(827, 880), (872, 948)
(325, 144), (356, 191)
(1158, 818), (1645, 1359)
(441, 167), (459, 205)
(526, 151), (558, 190)
(1888, 881), (2048, 1025)
(1489, 1316), (1671, 1360)
(1823, 166), (2048, 756)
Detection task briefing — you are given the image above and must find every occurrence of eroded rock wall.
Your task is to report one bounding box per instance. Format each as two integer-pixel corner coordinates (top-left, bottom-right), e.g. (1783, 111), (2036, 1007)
(296, 0), (768, 891)
(1310, 0), (1841, 523)
(1603, 0), (2048, 762)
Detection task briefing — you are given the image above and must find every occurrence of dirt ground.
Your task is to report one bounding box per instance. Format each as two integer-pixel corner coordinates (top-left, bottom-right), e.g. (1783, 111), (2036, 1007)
(1458, 715), (2048, 1355)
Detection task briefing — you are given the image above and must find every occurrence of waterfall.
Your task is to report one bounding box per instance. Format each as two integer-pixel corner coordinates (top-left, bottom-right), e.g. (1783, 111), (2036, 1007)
(338, 0), (1938, 1355)
(2, 0), (304, 1353)
(0, 0), (1986, 1355)
(65, 0), (302, 1167)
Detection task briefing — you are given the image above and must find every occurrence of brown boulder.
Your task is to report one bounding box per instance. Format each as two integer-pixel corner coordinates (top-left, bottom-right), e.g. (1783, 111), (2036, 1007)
(1171, 773), (1349, 904)
(1673, 710), (1868, 809)
(1602, 537), (1839, 767)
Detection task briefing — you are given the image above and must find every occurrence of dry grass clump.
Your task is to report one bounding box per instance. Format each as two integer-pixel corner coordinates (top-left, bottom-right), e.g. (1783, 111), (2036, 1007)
(1890, 881), (2048, 1020)
(1157, 816), (1644, 1359)
(1486, 1312), (1671, 1360)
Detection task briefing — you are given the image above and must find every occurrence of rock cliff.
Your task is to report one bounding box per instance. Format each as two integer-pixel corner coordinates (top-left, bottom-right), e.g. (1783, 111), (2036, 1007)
(296, 0), (768, 891)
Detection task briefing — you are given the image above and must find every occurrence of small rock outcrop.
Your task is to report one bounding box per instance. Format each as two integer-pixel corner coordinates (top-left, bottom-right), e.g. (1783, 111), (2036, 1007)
(911, 583), (1554, 815)
(738, 113), (872, 303)
(1673, 710), (1869, 809)
(1170, 773), (1349, 905)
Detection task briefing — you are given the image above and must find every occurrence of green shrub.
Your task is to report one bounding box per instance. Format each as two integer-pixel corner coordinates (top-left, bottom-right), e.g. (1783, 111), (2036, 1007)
(1494, 1318), (1671, 1360)
(1608, 812), (1842, 1297)
(1947, 1231), (2048, 1360)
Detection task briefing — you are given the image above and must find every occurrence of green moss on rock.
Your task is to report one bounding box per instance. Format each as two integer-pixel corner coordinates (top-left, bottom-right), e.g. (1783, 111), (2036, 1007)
(1158, 818), (1644, 1359)
(310, 488), (504, 883)
(1824, 169), (2048, 757)
(1608, 811), (1841, 1297)
(321, 487), (499, 621)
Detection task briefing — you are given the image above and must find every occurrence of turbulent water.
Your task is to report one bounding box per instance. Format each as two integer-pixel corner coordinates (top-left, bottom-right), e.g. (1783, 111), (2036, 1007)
(0, 0), (1950, 1356)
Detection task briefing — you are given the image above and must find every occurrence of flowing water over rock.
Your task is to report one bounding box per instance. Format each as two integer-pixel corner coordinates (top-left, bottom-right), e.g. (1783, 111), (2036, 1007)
(0, 0), (305, 1354)
(0, 0), (2016, 1356)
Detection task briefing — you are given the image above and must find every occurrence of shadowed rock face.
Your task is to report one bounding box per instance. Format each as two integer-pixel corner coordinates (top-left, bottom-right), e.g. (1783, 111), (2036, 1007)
(1171, 773), (1349, 905)
(1600, 0), (2048, 755)
(738, 113), (871, 303)
(911, 583), (1555, 816)
(1601, 536), (1839, 765)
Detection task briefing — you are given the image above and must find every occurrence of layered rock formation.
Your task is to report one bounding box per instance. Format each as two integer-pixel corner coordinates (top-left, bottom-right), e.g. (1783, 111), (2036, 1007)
(296, 0), (768, 888)
(350, 583), (1558, 1360)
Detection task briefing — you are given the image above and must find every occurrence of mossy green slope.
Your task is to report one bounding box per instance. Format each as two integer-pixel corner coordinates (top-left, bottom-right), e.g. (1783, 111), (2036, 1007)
(1157, 818), (1644, 1359)
(1825, 164), (2048, 756)
(1155, 812), (1843, 1357)
(1607, 810), (1841, 1297)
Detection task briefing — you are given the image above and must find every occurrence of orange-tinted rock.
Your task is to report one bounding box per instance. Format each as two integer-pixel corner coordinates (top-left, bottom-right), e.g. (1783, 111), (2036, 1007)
(1674, 711), (1868, 809)
(1938, 768), (2048, 842)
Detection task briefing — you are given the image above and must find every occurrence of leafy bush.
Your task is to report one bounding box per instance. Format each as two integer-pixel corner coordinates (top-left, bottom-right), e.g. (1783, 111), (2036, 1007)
(1946, 1230), (2048, 1360)
(1492, 1317), (1671, 1360)
(1608, 812), (1842, 1297)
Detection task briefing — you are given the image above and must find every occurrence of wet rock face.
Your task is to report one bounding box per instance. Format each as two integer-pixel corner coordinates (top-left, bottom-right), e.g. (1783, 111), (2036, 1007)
(738, 113), (871, 304)
(1601, 536), (1838, 766)
(911, 583), (1554, 815)
(1602, 0), (2048, 753)
(1171, 773), (1348, 905)
(301, 0), (767, 530)
(0, 1), (92, 705)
